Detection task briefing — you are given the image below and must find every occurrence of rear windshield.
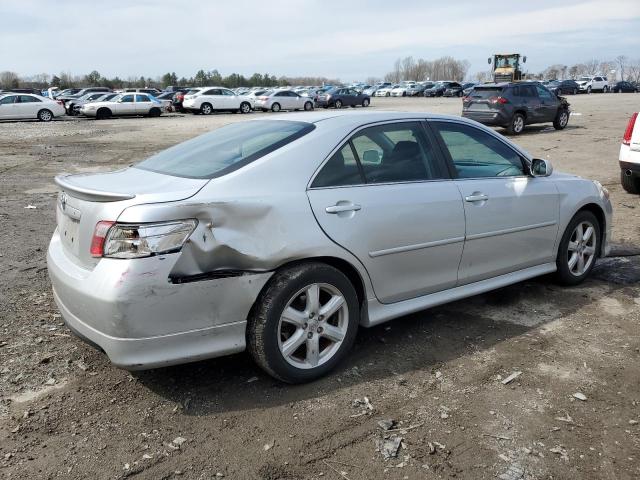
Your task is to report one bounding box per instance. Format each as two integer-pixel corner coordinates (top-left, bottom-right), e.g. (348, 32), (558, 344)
(469, 87), (503, 99)
(135, 120), (315, 179)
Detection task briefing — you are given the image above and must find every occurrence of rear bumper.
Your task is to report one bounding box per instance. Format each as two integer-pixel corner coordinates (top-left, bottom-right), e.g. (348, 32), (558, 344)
(620, 160), (640, 178)
(462, 110), (508, 126)
(47, 229), (272, 369)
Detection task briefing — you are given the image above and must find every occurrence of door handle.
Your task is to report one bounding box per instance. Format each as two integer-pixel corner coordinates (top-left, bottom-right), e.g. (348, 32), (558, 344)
(325, 203), (361, 214)
(465, 194), (488, 203)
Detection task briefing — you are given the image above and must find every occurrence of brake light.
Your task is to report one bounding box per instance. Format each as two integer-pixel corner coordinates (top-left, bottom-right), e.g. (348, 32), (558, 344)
(489, 96), (509, 104)
(56, 100), (64, 106)
(623, 112), (638, 146)
(90, 221), (115, 257)
(462, 96), (470, 102)
(259, 96), (268, 100)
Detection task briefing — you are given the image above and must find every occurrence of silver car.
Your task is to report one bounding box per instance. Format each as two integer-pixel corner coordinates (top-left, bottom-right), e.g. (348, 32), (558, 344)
(47, 112), (612, 383)
(254, 90), (315, 112)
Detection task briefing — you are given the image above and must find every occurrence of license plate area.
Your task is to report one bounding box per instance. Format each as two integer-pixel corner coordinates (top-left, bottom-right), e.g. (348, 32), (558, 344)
(57, 203), (82, 256)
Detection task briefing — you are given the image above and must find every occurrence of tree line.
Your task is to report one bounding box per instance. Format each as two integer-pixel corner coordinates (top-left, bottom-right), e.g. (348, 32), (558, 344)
(382, 56), (472, 83)
(0, 69), (342, 90)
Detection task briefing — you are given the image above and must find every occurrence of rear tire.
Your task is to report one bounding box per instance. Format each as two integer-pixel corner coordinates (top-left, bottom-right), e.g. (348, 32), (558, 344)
(303, 101), (313, 111)
(573, 88), (577, 95)
(362, 98), (370, 107)
(506, 113), (525, 135)
(334, 100), (343, 109)
(247, 262), (359, 383)
(621, 171), (640, 194)
(200, 103), (213, 115)
(37, 109), (53, 122)
(555, 211), (600, 286)
(240, 102), (251, 114)
(271, 102), (281, 112)
(587, 86), (592, 94)
(553, 109), (569, 130)
(147, 107), (161, 117)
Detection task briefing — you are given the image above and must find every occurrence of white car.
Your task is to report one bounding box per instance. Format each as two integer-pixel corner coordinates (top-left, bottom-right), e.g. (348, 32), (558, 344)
(0, 93), (65, 121)
(375, 85), (397, 97)
(254, 90), (314, 112)
(620, 112), (640, 193)
(576, 75), (609, 93)
(182, 87), (253, 115)
(80, 93), (164, 119)
(391, 84), (420, 97)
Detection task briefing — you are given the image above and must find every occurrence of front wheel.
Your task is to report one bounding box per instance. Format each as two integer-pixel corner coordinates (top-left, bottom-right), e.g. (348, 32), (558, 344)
(37, 109), (53, 122)
(304, 101), (313, 111)
(240, 102), (251, 114)
(573, 88), (578, 95)
(506, 113), (525, 135)
(587, 86), (592, 94)
(555, 211), (600, 285)
(553, 109), (569, 130)
(247, 262), (359, 383)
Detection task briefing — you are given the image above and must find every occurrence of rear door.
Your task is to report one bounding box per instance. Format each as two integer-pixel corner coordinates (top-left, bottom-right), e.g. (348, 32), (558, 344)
(431, 120), (560, 284)
(19, 95), (41, 118)
(307, 120), (465, 303)
(0, 95), (18, 118)
(220, 89), (238, 109)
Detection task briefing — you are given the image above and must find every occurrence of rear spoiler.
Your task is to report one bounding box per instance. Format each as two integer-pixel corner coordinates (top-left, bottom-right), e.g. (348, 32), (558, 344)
(54, 174), (136, 202)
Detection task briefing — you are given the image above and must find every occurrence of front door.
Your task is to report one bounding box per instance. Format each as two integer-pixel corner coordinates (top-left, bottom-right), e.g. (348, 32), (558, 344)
(431, 120), (560, 285)
(115, 94), (136, 115)
(535, 85), (559, 122)
(307, 120), (465, 303)
(0, 95), (18, 119)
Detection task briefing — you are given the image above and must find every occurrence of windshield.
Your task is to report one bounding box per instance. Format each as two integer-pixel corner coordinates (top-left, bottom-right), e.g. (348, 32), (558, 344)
(495, 56), (517, 68)
(579, 77), (592, 81)
(469, 87), (503, 99)
(136, 120), (315, 179)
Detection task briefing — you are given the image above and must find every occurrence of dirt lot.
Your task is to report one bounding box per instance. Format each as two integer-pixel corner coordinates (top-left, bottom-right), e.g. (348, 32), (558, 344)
(1, 94), (639, 480)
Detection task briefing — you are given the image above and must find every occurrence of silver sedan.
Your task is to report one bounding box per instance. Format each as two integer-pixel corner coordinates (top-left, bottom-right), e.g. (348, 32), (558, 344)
(47, 112), (612, 382)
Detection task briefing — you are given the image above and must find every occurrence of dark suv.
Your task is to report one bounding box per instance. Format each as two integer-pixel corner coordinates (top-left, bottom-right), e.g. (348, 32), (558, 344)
(462, 82), (570, 135)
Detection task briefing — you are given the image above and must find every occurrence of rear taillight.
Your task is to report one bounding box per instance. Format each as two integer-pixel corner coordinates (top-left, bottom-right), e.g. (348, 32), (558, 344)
(90, 221), (115, 257)
(259, 96), (268, 100)
(489, 96), (509, 104)
(623, 112), (638, 146)
(462, 96), (470, 102)
(57, 100), (64, 106)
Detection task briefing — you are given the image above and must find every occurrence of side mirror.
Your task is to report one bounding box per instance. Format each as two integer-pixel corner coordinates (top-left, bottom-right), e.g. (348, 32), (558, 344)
(523, 56), (527, 63)
(530, 158), (553, 177)
(487, 57), (492, 64)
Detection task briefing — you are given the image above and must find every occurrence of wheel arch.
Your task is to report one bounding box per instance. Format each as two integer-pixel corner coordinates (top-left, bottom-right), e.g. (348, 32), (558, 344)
(576, 203), (606, 257)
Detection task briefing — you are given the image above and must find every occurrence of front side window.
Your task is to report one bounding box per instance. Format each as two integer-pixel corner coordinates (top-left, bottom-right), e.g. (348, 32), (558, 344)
(535, 85), (553, 100)
(352, 122), (445, 183)
(0, 95), (16, 105)
(433, 122), (525, 178)
(136, 120), (315, 179)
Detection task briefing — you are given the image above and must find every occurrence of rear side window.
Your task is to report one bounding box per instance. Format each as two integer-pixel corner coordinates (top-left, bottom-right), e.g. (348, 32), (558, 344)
(312, 144), (363, 188)
(136, 120), (315, 179)
(433, 122), (525, 178)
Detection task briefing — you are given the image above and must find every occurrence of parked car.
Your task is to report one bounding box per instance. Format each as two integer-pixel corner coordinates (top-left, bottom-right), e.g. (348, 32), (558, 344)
(375, 85), (397, 97)
(363, 86), (379, 96)
(620, 112), (640, 193)
(611, 81), (638, 93)
(52, 88), (81, 99)
(462, 82), (570, 135)
(576, 76), (608, 93)
(391, 83), (418, 97)
(424, 81), (455, 97)
(123, 88), (161, 96)
(1, 88), (42, 95)
(462, 83), (476, 96)
(316, 88), (370, 108)
(0, 93), (65, 121)
(66, 91), (115, 115)
(71, 93), (119, 115)
(182, 87), (253, 114)
(47, 112), (612, 382)
(546, 80), (580, 95)
(254, 90), (314, 112)
(442, 82), (466, 97)
(79, 93), (164, 119)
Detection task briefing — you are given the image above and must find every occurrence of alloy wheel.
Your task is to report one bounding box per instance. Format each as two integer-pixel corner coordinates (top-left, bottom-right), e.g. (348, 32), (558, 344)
(513, 115), (524, 133)
(567, 221), (596, 276)
(277, 283), (348, 369)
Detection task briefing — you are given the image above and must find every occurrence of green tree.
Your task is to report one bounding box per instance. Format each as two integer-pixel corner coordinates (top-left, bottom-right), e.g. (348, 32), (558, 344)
(50, 75), (61, 87)
(84, 70), (102, 86)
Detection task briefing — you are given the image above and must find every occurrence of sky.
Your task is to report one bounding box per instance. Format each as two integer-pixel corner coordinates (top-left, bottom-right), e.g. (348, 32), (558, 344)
(1, 0), (639, 82)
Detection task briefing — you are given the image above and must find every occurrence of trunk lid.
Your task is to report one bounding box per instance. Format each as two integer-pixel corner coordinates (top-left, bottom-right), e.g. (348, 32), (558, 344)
(55, 168), (208, 268)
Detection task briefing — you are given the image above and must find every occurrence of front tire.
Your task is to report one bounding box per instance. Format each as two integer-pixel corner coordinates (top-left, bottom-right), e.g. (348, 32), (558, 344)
(304, 101), (313, 111)
(555, 211), (600, 285)
(553, 109), (569, 130)
(506, 113), (525, 135)
(96, 108), (112, 120)
(587, 86), (592, 94)
(362, 98), (370, 107)
(37, 109), (53, 122)
(247, 262), (359, 383)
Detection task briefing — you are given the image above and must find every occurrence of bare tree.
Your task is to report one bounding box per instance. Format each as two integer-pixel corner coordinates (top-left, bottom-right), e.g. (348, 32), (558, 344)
(626, 59), (640, 83)
(615, 55), (628, 81)
(0, 71), (20, 89)
(583, 59), (600, 75)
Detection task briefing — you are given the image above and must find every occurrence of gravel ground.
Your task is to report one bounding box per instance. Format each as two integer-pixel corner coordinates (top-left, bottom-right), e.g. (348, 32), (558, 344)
(1, 94), (639, 479)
